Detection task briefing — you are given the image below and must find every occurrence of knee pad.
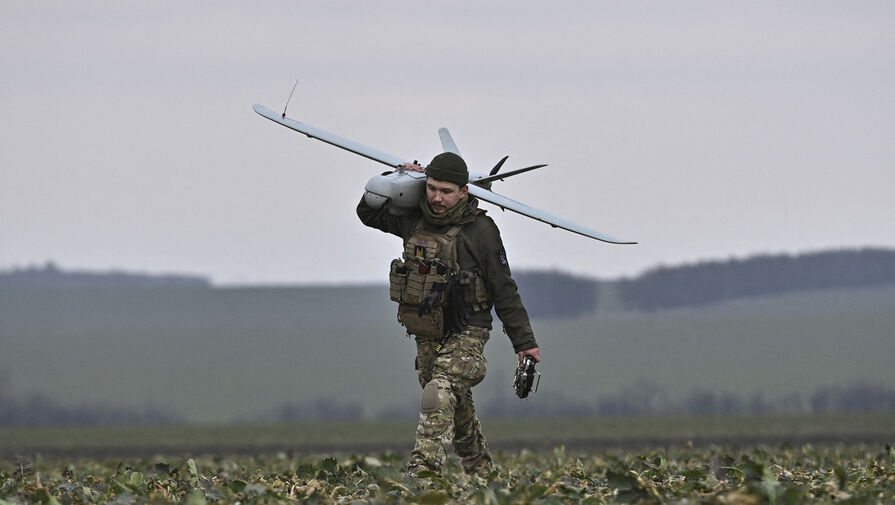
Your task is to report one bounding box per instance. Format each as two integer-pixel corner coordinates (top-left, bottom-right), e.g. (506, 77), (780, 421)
(421, 381), (440, 414)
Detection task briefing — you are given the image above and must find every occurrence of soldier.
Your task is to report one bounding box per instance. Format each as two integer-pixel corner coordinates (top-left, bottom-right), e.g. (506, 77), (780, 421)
(357, 151), (541, 477)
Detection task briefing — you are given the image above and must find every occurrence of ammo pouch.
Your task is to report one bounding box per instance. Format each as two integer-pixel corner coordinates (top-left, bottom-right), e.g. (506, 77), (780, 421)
(390, 258), (449, 306)
(397, 304), (444, 340)
(389, 259), (409, 303)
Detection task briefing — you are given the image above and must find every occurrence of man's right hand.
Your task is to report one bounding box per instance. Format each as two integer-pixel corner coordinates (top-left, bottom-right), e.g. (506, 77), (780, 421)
(402, 162), (424, 173)
(519, 347), (541, 364)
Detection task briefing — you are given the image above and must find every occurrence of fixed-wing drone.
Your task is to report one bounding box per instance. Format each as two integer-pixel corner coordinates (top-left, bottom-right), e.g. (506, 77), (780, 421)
(253, 103), (636, 245)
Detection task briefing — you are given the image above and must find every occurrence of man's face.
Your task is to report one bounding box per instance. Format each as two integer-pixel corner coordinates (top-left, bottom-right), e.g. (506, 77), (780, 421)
(426, 178), (468, 214)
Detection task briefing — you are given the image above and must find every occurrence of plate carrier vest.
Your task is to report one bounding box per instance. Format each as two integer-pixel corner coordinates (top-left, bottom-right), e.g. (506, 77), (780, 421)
(389, 217), (491, 339)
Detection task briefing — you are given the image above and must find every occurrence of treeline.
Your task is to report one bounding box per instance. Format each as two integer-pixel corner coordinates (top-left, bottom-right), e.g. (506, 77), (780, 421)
(5, 376), (895, 426)
(617, 248), (895, 311)
(235, 381), (895, 423)
(481, 381), (895, 419)
(0, 377), (184, 427)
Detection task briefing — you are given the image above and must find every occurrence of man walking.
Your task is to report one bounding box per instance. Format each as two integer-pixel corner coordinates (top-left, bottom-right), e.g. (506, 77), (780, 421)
(357, 152), (541, 477)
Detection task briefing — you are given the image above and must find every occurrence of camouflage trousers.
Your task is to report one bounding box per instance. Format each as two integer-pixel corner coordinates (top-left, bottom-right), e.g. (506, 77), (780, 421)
(408, 326), (492, 477)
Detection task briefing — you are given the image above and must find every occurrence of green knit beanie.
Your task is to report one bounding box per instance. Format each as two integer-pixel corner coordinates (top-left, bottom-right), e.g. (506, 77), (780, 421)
(425, 152), (469, 187)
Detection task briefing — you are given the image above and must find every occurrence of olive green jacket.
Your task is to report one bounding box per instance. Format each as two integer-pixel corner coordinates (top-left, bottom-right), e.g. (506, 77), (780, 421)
(357, 196), (538, 353)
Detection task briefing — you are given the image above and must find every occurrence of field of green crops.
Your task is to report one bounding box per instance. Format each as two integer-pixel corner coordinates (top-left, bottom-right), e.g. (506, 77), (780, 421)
(3, 444), (895, 504)
(3, 415), (895, 504)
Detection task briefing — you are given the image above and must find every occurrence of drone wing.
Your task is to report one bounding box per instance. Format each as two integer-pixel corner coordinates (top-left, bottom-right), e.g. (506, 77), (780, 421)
(253, 104), (409, 168)
(466, 184), (637, 245)
(254, 103), (636, 245)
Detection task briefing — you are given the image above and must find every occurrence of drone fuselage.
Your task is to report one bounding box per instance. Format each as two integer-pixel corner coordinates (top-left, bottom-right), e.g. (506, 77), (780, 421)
(362, 169), (426, 211)
(364, 166), (500, 212)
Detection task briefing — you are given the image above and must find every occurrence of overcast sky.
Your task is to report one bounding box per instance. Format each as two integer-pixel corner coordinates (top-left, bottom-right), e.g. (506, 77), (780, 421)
(2, 1), (893, 285)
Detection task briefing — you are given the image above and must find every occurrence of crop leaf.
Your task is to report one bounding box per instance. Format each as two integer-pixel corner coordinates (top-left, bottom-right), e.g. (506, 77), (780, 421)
(187, 459), (200, 488)
(319, 457), (338, 473)
(184, 489), (206, 505)
(229, 479), (247, 493)
(417, 490), (451, 505)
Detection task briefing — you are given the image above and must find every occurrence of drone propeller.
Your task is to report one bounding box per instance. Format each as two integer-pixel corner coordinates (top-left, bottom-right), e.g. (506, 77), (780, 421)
(474, 163), (548, 185)
(490, 156), (509, 176)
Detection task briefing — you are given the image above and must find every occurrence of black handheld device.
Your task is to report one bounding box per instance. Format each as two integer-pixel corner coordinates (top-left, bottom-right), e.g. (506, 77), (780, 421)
(513, 356), (540, 399)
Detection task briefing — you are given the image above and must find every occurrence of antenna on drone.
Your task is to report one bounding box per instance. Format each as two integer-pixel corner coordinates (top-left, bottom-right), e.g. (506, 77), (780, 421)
(282, 78), (299, 118)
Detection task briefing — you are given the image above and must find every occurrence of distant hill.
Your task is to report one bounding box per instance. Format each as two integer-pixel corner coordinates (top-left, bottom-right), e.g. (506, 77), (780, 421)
(507, 248), (895, 315)
(2, 250), (894, 425)
(616, 248), (895, 311)
(4, 249), (895, 314)
(513, 270), (598, 318)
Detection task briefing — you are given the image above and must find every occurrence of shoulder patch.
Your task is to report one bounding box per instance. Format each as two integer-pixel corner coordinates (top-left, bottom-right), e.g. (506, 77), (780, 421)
(498, 247), (509, 267)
